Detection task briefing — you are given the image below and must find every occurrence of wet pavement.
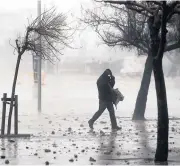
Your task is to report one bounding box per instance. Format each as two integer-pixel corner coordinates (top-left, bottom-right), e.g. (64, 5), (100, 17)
(0, 113), (180, 165)
(0, 74), (180, 165)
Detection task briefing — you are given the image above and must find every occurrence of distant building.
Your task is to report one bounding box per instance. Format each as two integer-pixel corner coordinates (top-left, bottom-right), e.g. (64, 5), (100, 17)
(84, 59), (124, 75)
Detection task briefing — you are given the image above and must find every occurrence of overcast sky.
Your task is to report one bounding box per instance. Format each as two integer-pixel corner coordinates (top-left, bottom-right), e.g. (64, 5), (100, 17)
(0, 0), (134, 63)
(0, 0), (90, 14)
(0, 0), (94, 45)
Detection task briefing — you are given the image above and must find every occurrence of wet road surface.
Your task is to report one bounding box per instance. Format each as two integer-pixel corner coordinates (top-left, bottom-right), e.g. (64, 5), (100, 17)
(0, 113), (180, 165)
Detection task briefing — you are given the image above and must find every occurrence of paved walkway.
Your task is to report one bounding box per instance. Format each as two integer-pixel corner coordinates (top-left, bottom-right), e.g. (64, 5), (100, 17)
(0, 112), (180, 165)
(0, 75), (180, 164)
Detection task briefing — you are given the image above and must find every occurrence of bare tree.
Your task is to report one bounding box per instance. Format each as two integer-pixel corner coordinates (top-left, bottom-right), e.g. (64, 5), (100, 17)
(7, 7), (76, 134)
(86, 0), (180, 162)
(166, 15), (180, 77)
(81, 2), (180, 120)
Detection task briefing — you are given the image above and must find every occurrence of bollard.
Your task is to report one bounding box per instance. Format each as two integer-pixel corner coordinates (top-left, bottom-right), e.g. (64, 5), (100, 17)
(0, 93), (31, 138)
(1, 93), (7, 135)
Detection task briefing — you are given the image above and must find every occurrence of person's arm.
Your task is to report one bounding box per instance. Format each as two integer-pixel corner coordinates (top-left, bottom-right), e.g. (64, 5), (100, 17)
(108, 83), (113, 93)
(111, 76), (115, 88)
(109, 76), (116, 104)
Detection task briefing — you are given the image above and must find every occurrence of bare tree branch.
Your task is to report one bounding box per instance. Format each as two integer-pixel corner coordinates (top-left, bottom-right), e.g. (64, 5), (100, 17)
(103, 1), (155, 15)
(81, 3), (149, 55)
(9, 39), (17, 55)
(82, 1), (180, 56)
(165, 42), (180, 52)
(13, 7), (77, 62)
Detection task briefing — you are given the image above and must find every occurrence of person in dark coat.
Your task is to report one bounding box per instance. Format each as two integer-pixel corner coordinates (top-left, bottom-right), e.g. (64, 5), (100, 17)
(88, 69), (121, 130)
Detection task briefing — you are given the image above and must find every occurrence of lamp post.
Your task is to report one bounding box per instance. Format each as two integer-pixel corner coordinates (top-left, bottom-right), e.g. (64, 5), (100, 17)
(37, 0), (42, 112)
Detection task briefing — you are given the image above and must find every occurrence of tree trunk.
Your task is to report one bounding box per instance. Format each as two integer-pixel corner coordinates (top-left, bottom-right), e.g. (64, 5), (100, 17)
(153, 59), (169, 162)
(7, 53), (22, 134)
(152, 2), (168, 161)
(132, 52), (153, 120)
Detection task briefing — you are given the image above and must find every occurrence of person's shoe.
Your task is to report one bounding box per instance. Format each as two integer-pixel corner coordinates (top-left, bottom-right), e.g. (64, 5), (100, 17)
(88, 120), (94, 129)
(112, 126), (122, 130)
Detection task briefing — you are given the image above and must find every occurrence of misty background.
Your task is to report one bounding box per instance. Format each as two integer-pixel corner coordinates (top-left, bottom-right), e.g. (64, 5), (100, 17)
(0, 0), (179, 119)
(0, 1), (179, 165)
(0, 0), (174, 76)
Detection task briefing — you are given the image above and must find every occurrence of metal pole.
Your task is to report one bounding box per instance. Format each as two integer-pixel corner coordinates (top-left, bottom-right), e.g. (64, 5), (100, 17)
(38, 0), (42, 112)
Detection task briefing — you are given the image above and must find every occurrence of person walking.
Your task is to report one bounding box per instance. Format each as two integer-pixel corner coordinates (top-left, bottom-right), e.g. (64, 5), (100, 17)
(88, 69), (121, 130)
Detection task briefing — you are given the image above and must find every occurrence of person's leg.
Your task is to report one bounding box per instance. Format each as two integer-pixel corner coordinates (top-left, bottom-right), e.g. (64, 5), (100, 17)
(107, 102), (121, 130)
(88, 100), (107, 129)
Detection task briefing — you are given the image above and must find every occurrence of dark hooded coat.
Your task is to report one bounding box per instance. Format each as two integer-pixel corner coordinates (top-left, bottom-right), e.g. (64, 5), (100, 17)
(97, 69), (115, 102)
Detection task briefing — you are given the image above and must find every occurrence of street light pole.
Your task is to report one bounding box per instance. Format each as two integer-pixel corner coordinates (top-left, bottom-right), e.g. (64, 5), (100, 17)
(37, 0), (42, 112)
